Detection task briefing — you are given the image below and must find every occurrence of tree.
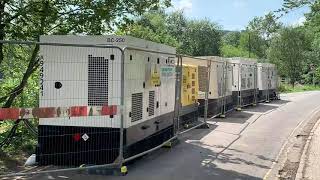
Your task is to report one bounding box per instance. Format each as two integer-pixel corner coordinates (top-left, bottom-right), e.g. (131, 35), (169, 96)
(305, 0), (320, 47)
(247, 12), (282, 40)
(181, 19), (222, 56)
(268, 27), (308, 87)
(278, 0), (315, 13)
(124, 11), (222, 56)
(239, 31), (267, 58)
(118, 11), (179, 47)
(166, 10), (188, 44)
(240, 12), (283, 59)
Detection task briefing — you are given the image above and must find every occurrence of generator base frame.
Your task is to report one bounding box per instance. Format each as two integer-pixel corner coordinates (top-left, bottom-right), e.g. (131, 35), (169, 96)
(232, 89), (258, 108)
(198, 95), (233, 118)
(258, 89), (278, 102)
(36, 112), (175, 166)
(179, 103), (199, 128)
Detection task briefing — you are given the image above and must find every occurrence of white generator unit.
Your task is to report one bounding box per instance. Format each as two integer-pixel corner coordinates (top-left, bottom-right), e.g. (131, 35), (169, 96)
(227, 58), (258, 109)
(197, 56), (231, 117)
(257, 63), (278, 101)
(223, 57), (236, 113)
(36, 35), (177, 166)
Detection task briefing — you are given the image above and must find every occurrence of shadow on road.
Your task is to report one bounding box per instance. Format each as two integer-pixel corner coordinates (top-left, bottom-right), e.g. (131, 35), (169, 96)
(214, 111), (253, 124)
(244, 104), (278, 113)
(267, 99), (290, 105)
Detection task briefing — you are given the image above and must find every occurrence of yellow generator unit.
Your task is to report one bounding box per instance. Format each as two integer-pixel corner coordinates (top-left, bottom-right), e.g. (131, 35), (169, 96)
(179, 59), (203, 129)
(181, 64), (199, 107)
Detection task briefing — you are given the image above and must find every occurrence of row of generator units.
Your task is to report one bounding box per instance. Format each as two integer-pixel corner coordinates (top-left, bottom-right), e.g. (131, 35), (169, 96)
(179, 57), (278, 121)
(35, 35), (279, 166)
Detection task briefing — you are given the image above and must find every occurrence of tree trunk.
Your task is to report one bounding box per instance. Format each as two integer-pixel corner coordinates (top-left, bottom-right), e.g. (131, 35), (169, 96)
(0, 0), (6, 65)
(291, 78), (295, 88)
(2, 45), (39, 108)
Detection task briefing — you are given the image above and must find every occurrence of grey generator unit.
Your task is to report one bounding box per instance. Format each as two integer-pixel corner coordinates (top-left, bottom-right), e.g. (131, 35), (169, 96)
(227, 58), (258, 109)
(198, 56), (233, 117)
(36, 35), (177, 166)
(257, 63), (278, 101)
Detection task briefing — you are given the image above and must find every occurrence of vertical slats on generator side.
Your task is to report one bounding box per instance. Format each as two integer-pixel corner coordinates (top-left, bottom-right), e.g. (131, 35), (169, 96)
(148, 91), (155, 116)
(198, 66), (208, 92)
(131, 93), (143, 122)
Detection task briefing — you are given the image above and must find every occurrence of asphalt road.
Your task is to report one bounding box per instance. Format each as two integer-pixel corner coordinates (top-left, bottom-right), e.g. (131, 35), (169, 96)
(17, 91), (320, 180)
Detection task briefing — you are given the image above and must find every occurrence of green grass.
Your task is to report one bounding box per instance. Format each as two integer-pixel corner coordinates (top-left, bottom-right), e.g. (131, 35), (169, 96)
(279, 84), (320, 93)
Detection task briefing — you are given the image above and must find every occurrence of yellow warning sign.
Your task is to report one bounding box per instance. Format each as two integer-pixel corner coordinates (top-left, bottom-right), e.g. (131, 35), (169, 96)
(181, 65), (199, 106)
(151, 65), (161, 86)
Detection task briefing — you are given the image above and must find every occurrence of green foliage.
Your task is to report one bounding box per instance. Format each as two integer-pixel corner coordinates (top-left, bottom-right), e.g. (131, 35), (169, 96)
(3, 0), (171, 39)
(0, 44), (39, 167)
(268, 27), (308, 85)
(304, 1), (320, 72)
(0, 45), (39, 107)
(315, 67), (320, 83)
(166, 11), (188, 44)
(222, 31), (241, 47)
(122, 11), (222, 56)
(119, 11), (179, 47)
(221, 44), (257, 58)
(279, 83), (320, 93)
(181, 19), (222, 56)
(247, 12), (282, 39)
(278, 0), (315, 13)
(305, 1), (320, 33)
(239, 31), (267, 58)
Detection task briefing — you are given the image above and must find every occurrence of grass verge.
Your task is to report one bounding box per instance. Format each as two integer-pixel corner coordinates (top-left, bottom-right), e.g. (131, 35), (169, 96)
(279, 84), (320, 93)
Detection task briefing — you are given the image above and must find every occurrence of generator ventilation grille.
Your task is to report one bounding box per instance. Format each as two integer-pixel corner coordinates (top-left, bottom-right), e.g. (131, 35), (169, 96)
(131, 93), (143, 122)
(148, 91), (155, 116)
(88, 55), (108, 106)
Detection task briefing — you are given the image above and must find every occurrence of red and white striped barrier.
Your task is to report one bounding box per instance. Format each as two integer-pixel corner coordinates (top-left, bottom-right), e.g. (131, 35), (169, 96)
(0, 105), (118, 120)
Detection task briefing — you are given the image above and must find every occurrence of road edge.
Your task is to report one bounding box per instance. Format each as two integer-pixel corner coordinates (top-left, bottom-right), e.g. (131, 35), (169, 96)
(295, 116), (320, 180)
(263, 105), (320, 180)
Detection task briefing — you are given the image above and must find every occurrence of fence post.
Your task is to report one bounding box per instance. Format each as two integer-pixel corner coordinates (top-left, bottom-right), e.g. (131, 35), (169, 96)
(266, 67), (271, 103)
(237, 63), (242, 110)
(174, 55), (182, 134)
(204, 60), (211, 123)
(119, 49), (125, 170)
(254, 64), (258, 105)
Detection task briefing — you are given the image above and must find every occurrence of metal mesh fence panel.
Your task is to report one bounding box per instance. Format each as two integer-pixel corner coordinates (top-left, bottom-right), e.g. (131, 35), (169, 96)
(178, 56), (210, 133)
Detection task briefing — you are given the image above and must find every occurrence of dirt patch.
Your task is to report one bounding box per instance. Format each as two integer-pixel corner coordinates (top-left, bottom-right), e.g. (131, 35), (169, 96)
(0, 150), (29, 175)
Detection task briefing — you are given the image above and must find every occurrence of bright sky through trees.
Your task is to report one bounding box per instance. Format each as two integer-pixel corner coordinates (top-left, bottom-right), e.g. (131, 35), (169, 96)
(170, 0), (309, 30)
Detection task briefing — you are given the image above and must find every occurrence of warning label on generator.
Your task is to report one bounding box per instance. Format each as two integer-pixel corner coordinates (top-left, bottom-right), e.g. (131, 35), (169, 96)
(146, 64), (161, 87)
(82, 133), (89, 141)
(151, 66), (161, 86)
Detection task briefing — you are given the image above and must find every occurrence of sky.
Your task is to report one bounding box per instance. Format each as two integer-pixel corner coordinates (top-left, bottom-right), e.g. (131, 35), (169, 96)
(170, 0), (310, 31)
